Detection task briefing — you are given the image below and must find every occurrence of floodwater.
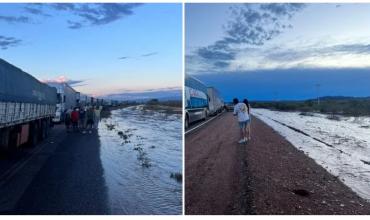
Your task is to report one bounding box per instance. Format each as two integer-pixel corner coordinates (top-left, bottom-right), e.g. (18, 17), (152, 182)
(97, 105), (182, 214)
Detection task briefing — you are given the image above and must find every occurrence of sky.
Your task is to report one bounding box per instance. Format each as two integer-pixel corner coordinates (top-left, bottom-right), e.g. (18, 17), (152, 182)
(0, 3), (182, 97)
(186, 3), (370, 101)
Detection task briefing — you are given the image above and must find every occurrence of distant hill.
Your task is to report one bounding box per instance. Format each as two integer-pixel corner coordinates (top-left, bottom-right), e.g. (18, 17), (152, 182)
(314, 96), (370, 101)
(251, 96), (370, 116)
(100, 88), (181, 102)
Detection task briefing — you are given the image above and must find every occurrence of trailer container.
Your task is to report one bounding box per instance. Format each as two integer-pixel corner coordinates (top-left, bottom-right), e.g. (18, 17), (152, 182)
(0, 58), (57, 150)
(207, 87), (224, 116)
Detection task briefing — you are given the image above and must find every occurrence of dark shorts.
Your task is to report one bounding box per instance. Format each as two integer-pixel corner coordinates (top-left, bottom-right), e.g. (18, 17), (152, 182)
(87, 119), (94, 125)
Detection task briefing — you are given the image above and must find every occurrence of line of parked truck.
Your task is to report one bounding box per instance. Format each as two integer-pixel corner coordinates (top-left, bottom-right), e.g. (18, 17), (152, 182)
(185, 74), (224, 129)
(0, 58), (120, 151)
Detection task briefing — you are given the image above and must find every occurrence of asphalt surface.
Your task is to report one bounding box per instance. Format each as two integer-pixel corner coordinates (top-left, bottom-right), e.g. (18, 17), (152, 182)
(0, 125), (110, 214)
(185, 112), (370, 215)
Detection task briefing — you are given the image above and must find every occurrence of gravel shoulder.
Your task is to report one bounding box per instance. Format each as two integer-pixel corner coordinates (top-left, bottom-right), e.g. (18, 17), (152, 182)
(185, 112), (370, 215)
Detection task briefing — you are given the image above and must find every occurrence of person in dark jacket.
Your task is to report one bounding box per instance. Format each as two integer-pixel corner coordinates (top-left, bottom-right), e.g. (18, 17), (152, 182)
(86, 107), (95, 134)
(64, 108), (72, 133)
(79, 107), (87, 133)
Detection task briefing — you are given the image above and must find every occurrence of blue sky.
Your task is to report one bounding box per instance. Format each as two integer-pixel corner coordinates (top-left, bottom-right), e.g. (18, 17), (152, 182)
(0, 3), (182, 97)
(186, 3), (370, 101)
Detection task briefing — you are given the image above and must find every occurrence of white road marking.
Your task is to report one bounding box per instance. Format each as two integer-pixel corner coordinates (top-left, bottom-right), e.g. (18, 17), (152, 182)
(185, 111), (225, 135)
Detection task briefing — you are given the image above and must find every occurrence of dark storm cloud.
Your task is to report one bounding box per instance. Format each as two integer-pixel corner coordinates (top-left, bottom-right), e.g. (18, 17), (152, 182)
(0, 35), (22, 50)
(191, 3), (306, 72)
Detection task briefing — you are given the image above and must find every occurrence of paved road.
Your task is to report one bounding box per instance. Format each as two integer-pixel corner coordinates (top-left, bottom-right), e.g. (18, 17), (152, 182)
(0, 125), (110, 214)
(185, 112), (370, 215)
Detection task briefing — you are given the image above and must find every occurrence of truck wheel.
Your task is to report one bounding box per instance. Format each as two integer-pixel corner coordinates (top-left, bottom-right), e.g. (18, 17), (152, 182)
(28, 123), (39, 147)
(0, 128), (10, 151)
(41, 121), (46, 140)
(45, 120), (50, 138)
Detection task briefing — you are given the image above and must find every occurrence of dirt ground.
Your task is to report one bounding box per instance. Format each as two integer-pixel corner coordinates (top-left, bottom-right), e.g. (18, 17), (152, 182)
(185, 112), (370, 215)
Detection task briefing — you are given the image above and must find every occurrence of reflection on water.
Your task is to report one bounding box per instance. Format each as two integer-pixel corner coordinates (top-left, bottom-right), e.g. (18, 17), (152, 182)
(98, 105), (182, 214)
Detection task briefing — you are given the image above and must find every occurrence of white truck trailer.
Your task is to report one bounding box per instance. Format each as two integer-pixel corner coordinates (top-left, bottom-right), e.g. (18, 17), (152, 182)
(47, 82), (79, 123)
(207, 87), (224, 116)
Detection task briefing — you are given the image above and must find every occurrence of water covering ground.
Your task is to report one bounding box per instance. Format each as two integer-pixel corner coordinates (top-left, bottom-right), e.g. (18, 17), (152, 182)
(98, 105), (182, 214)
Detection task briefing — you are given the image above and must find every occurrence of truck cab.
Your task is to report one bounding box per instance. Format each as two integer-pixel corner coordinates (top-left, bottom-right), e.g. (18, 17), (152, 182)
(185, 75), (209, 129)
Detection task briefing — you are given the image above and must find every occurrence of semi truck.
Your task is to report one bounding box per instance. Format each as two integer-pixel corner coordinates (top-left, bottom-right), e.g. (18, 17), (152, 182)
(207, 87), (224, 116)
(78, 93), (94, 107)
(185, 74), (209, 129)
(47, 82), (79, 123)
(0, 58), (57, 150)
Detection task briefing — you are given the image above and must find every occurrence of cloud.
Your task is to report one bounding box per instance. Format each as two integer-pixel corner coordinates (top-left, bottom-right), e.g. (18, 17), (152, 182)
(230, 42), (370, 71)
(0, 35), (22, 50)
(51, 3), (142, 29)
(265, 43), (370, 63)
(117, 52), (157, 61)
(41, 76), (87, 86)
(118, 56), (130, 60)
(23, 3), (143, 29)
(23, 6), (51, 17)
(141, 52), (158, 57)
(0, 15), (31, 24)
(188, 3), (306, 73)
(67, 20), (83, 29)
(226, 3), (305, 45)
(102, 86), (182, 101)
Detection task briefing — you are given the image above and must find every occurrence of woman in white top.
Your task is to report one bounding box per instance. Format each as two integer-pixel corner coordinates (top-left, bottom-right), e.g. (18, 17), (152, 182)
(233, 98), (250, 144)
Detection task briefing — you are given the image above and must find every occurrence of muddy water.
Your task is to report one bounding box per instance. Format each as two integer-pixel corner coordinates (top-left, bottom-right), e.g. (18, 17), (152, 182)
(97, 105), (182, 214)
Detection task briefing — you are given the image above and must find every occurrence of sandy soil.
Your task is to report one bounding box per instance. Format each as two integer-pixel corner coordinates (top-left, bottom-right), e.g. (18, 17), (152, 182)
(185, 112), (370, 215)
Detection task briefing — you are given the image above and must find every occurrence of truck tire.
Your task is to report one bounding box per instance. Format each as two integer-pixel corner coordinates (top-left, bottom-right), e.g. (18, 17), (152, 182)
(0, 128), (10, 151)
(203, 110), (207, 120)
(8, 127), (18, 150)
(41, 121), (46, 140)
(28, 122), (39, 147)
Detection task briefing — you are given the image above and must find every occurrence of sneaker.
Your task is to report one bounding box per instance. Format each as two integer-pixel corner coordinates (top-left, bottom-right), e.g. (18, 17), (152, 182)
(89, 130), (92, 134)
(244, 137), (248, 142)
(82, 131), (86, 134)
(238, 139), (246, 144)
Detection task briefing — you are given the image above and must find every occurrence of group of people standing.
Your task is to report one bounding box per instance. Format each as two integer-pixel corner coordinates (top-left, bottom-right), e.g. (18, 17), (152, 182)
(233, 98), (252, 144)
(64, 106), (102, 134)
